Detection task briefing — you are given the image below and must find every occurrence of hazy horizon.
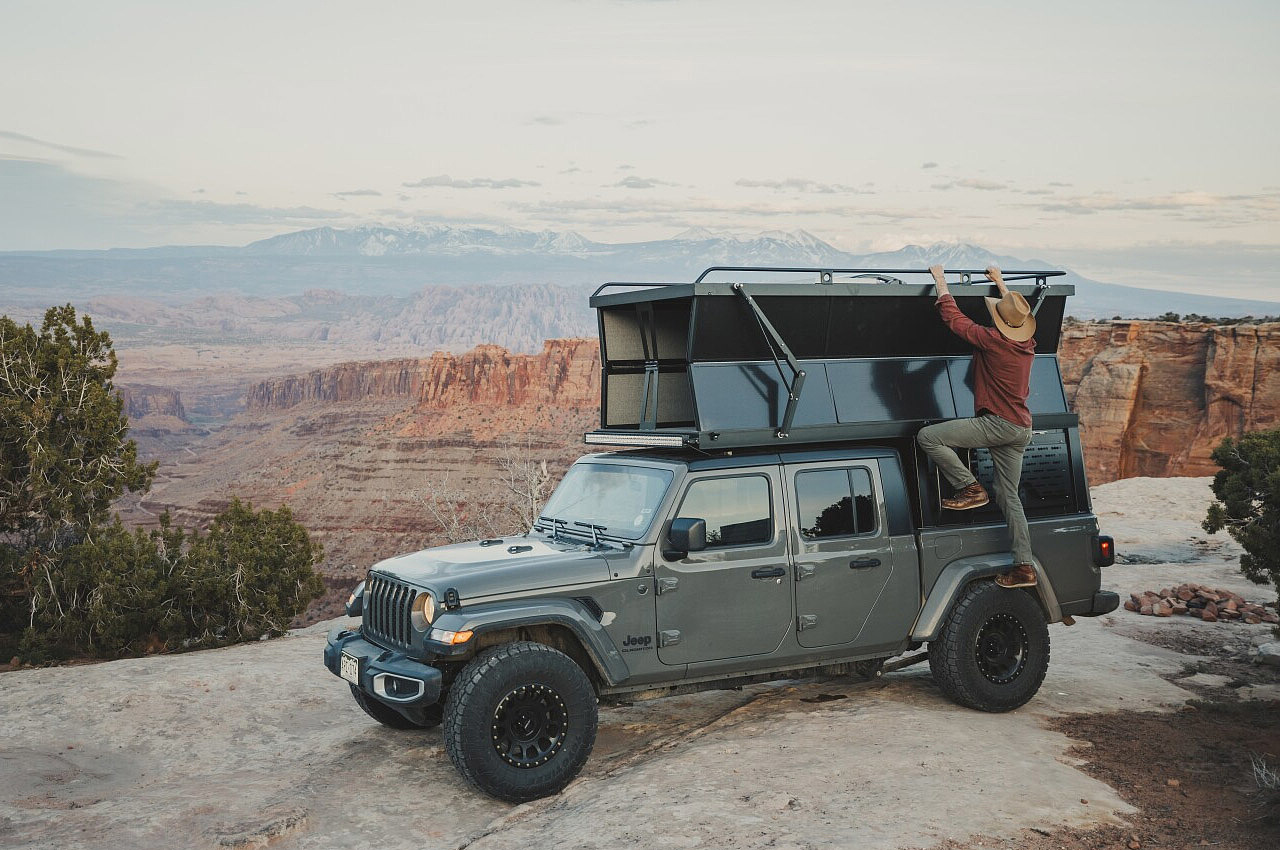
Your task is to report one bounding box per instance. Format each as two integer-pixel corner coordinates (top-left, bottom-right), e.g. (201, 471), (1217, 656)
(2, 0), (1277, 301)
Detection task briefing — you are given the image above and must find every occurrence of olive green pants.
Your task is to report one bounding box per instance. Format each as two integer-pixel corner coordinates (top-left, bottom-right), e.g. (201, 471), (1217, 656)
(917, 414), (1034, 566)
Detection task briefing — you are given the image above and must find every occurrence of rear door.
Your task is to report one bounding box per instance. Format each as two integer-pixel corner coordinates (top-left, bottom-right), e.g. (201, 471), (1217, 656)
(788, 461), (897, 648)
(654, 469), (793, 665)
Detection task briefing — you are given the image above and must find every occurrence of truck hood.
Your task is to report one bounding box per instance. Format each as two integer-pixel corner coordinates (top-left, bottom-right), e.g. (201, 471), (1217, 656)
(371, 537), (611, 600)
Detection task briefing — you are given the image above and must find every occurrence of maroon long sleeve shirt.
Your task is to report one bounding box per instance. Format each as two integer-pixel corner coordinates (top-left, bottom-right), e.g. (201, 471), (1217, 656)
(936, 293), (1035, 427)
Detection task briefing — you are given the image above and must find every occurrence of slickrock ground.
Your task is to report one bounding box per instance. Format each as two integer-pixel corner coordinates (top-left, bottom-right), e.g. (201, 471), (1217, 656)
(2, 477), (1277, 850)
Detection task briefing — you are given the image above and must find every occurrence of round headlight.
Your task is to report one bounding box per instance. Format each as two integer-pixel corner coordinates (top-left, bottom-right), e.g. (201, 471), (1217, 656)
(411, 592), (436, 630)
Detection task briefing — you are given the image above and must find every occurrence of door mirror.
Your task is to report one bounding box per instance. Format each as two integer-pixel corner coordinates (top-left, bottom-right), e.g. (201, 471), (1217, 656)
(668, 517), (707, 553)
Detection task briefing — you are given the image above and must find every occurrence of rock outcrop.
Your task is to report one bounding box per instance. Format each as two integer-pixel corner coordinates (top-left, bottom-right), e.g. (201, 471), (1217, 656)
(116, 384), (187, 422)
(1061, 321), (1280, 483)
(245, 340), (600, 438)
(245, 358), (431, 410)
(240, 322), (1278, 485)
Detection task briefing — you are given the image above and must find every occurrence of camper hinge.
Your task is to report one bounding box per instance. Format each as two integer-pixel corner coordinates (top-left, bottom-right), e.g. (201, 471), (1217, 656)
(1029, 279), (1051, 317)
(732, 282), (806, 438)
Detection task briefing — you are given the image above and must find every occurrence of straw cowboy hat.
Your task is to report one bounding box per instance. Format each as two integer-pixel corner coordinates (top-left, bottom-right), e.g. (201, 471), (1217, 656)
(985, 290), (1036, 342)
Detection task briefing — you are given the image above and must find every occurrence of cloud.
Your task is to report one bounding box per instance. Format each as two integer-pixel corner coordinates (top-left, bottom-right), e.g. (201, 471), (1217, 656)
(921, 162), (938, 169)
(402, 174), (540, 189)
(332, 188), (382, 199)
(528, 115), (563, 126)
(0, 130), (122, 159)
(1024, 190), (1280, 224)
(617, 164), (634, 171)
(612, 175), (676, 190)
(0, 158), (348, 249)
(559, 166), (582, 174)
(931, 178), (1008, 191)
(136, 198), (347, 226)
(736, 177), (871, 195)
(511, 195), (939, 230)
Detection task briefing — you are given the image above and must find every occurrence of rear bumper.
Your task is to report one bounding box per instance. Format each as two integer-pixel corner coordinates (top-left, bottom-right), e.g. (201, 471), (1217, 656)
(324, 628), (443, 707)
(1080, 590), (1120, 617)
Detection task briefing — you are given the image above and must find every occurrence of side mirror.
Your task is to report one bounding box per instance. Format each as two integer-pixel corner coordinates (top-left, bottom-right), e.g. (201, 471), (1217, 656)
(667, 517), (707, 554)
(345, 580), (366, 617)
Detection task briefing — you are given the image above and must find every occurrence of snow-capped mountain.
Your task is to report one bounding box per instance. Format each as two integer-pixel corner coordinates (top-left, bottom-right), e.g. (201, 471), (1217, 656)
(4, 225), (1277, 319)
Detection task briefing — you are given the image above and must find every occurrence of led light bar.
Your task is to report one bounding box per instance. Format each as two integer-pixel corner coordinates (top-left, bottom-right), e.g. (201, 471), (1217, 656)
(584, 430), (688, 447)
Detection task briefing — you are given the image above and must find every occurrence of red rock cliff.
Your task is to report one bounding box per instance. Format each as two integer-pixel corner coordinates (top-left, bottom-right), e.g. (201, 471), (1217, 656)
(116, 384), (187, 421)
(1061, 321), (1280, 483)
(245, 358), (433, 410)
(242, 324), (1278, 481)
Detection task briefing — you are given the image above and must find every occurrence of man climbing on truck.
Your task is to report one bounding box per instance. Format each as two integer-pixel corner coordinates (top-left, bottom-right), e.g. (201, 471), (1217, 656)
(917, 264), (1039, 589)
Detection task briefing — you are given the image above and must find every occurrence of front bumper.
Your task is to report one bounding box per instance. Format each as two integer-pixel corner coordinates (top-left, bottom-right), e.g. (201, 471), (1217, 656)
(324, 628), (444, 708)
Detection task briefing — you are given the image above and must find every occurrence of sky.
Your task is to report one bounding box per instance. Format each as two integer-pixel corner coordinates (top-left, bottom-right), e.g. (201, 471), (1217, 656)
(2, 0), (1278, 298)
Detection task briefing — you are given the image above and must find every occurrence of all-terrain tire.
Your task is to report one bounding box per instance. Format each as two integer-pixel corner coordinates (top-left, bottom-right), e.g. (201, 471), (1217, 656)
(350, 684), (444, 729)
(443, 641), (598, 803)
(928, 580), (1050, 712)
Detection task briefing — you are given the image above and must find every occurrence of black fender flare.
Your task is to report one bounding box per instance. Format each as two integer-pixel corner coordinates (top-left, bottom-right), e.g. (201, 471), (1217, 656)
(428, 598), (629, 686)
(911, 554), (1063, 642)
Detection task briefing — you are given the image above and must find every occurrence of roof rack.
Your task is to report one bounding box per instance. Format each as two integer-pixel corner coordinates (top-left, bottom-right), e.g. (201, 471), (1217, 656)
(585, 265), (1075, 450)
(593, 266), (1066, 297)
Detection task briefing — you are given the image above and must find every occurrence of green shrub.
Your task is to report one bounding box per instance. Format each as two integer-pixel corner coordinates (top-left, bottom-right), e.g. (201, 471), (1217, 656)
(1203, 429), (1280, 612)
(16, 504), (323, 660)
(179, 499), (324, 647)
(2, 306), (323, 662)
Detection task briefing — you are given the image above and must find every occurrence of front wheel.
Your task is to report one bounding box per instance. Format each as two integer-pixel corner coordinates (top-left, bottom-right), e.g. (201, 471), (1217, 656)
(929, 580), (1050, 712)
(443, 641), (598, 802)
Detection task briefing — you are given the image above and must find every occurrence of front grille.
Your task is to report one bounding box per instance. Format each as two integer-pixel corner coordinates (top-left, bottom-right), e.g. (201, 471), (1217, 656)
(362, 573), (416, 650)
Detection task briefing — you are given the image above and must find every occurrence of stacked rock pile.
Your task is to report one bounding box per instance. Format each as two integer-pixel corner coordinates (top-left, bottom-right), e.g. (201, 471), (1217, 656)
(1124, 584), (1279, 624)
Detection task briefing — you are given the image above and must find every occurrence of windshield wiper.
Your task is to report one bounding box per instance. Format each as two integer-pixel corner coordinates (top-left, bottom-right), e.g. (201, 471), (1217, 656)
(536, 515), (569, 542)
(573, 521), (607, 548)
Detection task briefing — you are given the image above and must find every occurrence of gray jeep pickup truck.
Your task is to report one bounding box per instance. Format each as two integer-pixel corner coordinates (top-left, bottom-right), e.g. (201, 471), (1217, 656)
(323, 266), (1118, 802)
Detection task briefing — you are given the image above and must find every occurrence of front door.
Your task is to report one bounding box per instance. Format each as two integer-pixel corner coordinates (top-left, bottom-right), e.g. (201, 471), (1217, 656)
(654, 471), (793, 665)
(789, 462), (897, 648)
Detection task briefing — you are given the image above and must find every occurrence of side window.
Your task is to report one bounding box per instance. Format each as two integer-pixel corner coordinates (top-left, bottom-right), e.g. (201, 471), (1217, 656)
(796, 467), (878, 539)
(676, 475), (772, 548)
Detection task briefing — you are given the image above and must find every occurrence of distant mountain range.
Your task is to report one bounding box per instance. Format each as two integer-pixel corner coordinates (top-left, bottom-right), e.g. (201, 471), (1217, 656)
(2, 224), (1276, 320)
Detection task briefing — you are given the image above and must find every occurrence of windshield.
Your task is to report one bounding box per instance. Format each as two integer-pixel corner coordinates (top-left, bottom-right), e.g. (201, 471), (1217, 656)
(540, 462), (674, 541)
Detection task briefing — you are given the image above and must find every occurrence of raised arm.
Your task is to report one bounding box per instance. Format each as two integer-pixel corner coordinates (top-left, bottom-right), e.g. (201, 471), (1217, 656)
(929, 265), (1001, 350)
(985, 265), (1010, 297)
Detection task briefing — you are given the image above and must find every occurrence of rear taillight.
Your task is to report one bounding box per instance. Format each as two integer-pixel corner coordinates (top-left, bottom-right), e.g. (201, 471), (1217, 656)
(1094, 535), (1115, 567)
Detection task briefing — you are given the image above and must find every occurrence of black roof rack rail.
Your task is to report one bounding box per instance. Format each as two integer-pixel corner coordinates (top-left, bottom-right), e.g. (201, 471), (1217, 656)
(592, 266), (1066, 298)
(694, 266), (1067, 284)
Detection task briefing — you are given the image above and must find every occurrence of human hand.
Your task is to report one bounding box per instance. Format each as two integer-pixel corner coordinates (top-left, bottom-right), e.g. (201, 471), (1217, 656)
(929, 264), (949, 296)
(985, 265), (1008, 294)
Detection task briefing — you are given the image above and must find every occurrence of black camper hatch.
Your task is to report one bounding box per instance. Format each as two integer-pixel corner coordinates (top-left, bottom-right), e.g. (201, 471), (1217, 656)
(585, 266), (1074, 450)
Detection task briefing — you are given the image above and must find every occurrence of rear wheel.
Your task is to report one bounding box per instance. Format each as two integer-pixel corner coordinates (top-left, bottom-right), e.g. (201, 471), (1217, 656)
(444, 641), (598, 803)
(929, 580), (1049, 712)
(350, 684), (443, 729)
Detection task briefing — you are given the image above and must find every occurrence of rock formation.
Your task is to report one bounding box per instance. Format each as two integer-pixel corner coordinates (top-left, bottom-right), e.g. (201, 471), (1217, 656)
(1060, 321), (1280, 483)
(243, 322), (1278, 485)
(116, 384), (188, 422)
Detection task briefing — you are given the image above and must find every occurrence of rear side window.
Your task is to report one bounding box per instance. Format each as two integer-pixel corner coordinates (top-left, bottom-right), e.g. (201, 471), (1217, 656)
(676, 475), (772, 548)
(796, 467), (877, 538)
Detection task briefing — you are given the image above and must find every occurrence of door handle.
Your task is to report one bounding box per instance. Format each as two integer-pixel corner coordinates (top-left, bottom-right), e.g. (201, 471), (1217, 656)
(850, 558), (882, 569)
(751, 566), (786, 579)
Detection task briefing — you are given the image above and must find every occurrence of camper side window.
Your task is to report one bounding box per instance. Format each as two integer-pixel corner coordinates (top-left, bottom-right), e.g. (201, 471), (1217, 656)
(675, 475), (772, 548)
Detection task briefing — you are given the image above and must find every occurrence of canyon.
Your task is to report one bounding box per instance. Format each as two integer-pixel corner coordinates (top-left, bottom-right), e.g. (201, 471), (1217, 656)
(111, 319), (1278, 622)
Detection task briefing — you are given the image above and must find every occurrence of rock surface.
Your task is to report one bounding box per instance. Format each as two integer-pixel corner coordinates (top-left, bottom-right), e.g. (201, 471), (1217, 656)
(4, 477), (1273, 850)
(1060, 321), (1280, 483)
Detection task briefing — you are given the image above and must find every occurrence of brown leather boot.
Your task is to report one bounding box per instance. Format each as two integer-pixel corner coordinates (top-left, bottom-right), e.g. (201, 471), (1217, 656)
(941, 482), (989, 510)
(996, 563), (1038, 588)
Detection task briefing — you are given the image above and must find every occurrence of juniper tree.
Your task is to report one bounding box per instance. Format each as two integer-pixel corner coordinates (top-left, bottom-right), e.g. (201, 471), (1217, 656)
(1203, 429), (1280, 610)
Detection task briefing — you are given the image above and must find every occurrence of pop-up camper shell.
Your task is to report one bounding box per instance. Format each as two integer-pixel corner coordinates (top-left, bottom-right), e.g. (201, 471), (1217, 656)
(586, 266), (1084, 525)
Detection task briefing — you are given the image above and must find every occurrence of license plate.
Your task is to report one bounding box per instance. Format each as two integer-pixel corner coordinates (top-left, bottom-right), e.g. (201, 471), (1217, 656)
(339, 652), (360, 684)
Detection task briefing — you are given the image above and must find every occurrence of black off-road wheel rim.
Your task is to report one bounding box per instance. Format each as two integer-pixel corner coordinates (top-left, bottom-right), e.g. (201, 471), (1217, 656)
(491, 683), (568, 769)
(974, 612), (1029, 685)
